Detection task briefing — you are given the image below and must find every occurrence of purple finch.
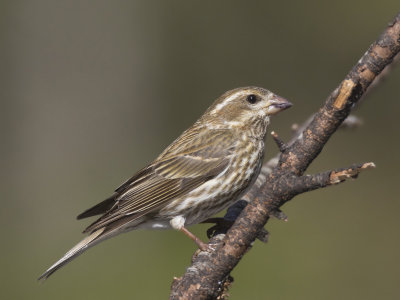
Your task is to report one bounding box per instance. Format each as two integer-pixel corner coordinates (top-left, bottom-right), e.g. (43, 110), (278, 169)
(39, 86), (292, 280)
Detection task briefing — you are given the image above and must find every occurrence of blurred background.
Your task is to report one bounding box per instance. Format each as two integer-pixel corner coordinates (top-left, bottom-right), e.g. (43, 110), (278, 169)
(1, 1), (399, 299)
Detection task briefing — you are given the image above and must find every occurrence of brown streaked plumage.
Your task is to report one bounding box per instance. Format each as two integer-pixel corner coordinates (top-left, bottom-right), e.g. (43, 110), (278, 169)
(39, 86), (292, 280)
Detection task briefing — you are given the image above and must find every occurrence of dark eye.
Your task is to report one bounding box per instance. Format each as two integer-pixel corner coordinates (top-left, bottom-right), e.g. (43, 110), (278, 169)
(246, 94), (258, 104)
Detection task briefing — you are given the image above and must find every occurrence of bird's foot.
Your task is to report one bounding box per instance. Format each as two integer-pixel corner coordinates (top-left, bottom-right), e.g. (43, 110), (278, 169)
(203, 218), (234, 238)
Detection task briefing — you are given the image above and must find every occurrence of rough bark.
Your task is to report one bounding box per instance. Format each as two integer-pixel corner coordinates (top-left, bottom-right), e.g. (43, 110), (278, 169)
(170, 12), (400, 300)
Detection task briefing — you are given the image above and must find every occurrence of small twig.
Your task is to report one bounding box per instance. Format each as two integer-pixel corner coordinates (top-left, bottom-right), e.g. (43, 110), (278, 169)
(271, 131), (288, 152)
(329, 162), (375, 184)
(293, 162), (376, 193)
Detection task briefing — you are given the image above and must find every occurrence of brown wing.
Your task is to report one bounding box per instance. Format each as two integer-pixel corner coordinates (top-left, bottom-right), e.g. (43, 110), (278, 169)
(81, 128), (236, 233)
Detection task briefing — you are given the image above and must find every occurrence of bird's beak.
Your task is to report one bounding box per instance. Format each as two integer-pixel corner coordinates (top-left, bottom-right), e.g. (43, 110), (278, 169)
(267, 95), (293, 115)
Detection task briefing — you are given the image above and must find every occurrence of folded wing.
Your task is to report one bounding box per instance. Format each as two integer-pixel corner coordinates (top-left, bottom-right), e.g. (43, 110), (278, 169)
(80, 128), (236, 233)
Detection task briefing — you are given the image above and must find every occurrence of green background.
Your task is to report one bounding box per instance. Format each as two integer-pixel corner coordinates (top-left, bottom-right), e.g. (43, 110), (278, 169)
(1, 1), (399, 299)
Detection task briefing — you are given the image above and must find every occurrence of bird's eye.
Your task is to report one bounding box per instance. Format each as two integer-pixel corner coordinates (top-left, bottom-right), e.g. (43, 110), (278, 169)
(246, 94), (258, 104)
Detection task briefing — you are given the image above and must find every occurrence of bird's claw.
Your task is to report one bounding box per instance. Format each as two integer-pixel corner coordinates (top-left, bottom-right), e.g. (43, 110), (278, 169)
(198, 241), (216, 252)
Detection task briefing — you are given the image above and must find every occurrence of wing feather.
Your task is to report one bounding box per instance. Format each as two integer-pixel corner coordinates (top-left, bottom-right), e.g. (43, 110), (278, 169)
(81, 128), (235, 233)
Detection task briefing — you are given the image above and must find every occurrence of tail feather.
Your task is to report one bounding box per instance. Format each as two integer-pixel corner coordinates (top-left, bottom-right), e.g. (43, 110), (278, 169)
(38, 215), (146, 281)
(38, 228), (105, 281)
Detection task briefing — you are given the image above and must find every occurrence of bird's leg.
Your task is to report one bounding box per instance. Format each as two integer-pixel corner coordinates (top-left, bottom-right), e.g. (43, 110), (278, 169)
(170, 216), (212, 252)
(179, 227), (210, 252)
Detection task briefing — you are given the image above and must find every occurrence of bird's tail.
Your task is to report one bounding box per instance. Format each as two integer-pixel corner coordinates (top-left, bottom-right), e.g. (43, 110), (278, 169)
(38, 228), (107, 281)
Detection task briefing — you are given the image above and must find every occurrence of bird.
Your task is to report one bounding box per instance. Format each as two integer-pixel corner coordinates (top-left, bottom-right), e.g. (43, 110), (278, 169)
(38, 86), (292, 280)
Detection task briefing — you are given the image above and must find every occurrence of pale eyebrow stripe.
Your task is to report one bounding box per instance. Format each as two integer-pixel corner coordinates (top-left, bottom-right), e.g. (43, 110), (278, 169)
(210, 91), (246, 115)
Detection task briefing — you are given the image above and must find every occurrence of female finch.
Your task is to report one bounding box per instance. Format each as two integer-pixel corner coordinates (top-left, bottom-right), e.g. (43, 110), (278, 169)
(39, 86), (292, 280)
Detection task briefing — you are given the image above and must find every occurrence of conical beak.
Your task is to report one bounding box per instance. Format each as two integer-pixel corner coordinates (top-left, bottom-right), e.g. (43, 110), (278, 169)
(267, 95), (293, 115)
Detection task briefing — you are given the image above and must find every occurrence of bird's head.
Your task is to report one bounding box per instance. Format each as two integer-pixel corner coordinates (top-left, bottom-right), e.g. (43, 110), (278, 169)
(202, 86), (292, 138)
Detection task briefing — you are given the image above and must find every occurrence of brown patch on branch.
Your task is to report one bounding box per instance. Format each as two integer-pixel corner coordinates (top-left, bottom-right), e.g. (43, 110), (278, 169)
(334, 79), (356, 109)
(170, 13), (400, 300)
(359, 67), (376, 83)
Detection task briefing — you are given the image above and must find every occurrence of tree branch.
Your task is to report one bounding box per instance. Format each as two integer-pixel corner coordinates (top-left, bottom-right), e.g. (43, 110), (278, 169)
(170, 12), (400, 300)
